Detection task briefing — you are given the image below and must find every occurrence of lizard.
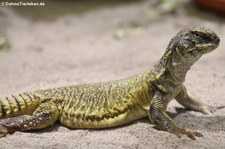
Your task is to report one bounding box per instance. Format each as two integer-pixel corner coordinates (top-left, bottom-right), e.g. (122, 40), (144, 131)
(0, 26), (220, 140)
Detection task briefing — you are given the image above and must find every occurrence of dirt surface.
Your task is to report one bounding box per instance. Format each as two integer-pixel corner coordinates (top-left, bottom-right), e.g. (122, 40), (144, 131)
(0, 0), (225, 148)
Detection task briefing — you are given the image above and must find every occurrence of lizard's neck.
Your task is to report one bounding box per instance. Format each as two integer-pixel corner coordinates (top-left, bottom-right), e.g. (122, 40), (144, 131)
(159, 51), (192, 84)
(164, 60), (190, 83)
(132, 50), (196, 87)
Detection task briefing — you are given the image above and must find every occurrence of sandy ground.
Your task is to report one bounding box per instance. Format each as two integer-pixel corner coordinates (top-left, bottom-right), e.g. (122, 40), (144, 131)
(0, 0), (225, 148)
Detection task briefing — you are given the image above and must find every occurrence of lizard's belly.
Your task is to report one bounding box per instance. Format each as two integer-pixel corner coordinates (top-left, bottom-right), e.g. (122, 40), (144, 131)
(59, 103), (147, 129)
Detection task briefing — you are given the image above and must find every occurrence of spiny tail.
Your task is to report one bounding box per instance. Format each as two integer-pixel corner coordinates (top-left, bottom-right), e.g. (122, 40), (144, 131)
(0, 92), (40, 119)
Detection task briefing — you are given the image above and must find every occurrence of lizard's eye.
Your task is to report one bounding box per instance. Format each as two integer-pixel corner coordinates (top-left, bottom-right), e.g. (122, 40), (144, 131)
(193, 32), (201, 39)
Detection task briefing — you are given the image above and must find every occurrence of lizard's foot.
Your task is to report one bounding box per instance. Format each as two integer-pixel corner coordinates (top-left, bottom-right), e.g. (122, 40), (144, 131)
(0, 102), (59, 138)
(172, 127), (203, 140)
(201, 105), (225, 115)
(199, 106), (212, 115)
(0, 124), (8, 138)
(0, 117), (25, 138)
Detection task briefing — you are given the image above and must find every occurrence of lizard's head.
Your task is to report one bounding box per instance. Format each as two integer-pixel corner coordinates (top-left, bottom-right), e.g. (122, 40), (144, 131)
(166, 26), (220, 64)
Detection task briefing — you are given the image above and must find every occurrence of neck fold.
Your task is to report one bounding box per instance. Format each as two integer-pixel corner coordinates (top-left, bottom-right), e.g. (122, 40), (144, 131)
(160, 51), (191, 84)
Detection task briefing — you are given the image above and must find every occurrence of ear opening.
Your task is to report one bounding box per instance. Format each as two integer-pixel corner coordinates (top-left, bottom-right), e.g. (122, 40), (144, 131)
(161, 37), (177, 65)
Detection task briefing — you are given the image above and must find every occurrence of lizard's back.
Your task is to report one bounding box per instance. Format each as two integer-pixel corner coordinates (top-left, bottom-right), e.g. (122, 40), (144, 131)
(54, 73), (150, 129)
(0, 70), (151, 129)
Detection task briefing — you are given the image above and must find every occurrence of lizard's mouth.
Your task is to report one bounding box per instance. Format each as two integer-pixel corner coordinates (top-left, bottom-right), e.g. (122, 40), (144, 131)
(197, 41), (220, 54)
(185, 43), (219, 56)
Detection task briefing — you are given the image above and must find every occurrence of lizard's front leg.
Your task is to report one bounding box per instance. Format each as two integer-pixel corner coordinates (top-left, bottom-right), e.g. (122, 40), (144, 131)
(175, 85), (211, 115)
(149, 92), (203, 140)
(0, 101), (59, 137)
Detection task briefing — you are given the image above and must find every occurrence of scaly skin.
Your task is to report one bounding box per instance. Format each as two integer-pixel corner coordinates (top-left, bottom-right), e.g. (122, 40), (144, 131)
(0, 26), (220, 139)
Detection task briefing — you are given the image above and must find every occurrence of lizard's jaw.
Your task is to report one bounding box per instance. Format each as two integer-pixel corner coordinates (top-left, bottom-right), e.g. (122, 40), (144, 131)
(197, 42), (219, 55)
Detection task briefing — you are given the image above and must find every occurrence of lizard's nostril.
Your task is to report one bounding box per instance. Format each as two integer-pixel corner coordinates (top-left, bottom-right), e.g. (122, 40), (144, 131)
(216, 37), (220, 44)
(212, 35), (220, 44)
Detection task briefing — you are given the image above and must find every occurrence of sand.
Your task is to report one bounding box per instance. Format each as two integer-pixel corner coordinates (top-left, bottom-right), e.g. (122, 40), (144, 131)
(0, 0), (225, 148)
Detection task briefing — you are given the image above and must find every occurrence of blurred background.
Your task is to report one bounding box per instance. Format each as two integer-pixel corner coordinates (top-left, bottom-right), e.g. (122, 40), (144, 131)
(0, 0), (225, 99)
(0, 0), (225, 148)
(0, 0), (224, 88)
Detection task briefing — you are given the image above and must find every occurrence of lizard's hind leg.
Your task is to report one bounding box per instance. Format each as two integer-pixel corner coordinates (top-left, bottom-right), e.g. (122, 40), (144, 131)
(0, 102), (59, 137)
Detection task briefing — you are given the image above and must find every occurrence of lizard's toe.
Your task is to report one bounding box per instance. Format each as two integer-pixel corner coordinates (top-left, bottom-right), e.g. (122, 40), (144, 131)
(172, 127), (203, 140)
(181, 129), (203, 140)
(200, 106), (212, 115)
